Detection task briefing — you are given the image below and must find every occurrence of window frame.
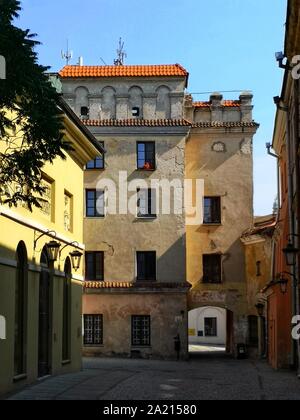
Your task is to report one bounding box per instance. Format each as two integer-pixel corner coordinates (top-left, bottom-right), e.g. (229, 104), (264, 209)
(83, 314), (103, 346)
(137, 142), (156, 171)
(131, 315), (151, 347)
(137, 188), (157, 219)
(202, 254), (222, 284)
(203, 196), (222, 225)
(204, 317), (218, 337)
(86, 143), (105, 170)
(85, 251), (104, 281)
(136, 251), (157, 282)
(85, 189), (105, 218)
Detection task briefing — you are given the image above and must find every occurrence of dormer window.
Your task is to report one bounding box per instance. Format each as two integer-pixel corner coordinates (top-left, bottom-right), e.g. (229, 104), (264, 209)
(81, 106), (89, 120)
(132, 107), (140, 118)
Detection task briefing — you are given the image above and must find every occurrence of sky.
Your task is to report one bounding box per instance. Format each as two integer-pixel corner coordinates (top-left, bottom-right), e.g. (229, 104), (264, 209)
(17, 0), (287, 216)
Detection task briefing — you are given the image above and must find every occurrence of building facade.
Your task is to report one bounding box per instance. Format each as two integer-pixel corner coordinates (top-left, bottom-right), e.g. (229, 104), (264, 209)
(60, 63), (259, 359)
(185, 93), (259, 354)
(60, 65), (191, 360)
(266, 0), (300, 371)
(0, 100), (103, 395)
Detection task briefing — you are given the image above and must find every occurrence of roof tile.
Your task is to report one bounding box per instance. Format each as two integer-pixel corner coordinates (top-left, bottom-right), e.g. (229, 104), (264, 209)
(59, 64), (188, 78)
(193, 100), (241, 108)
(83, 119), (192, 127)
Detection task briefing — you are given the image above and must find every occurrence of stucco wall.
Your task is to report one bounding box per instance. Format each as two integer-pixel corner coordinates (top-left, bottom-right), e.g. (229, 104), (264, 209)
(188, 306), (226, 345)
(83, 291), (188, 360)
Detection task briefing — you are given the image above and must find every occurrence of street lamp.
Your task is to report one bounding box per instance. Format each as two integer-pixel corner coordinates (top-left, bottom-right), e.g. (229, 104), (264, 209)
(255, 303), (265, 317)
(70, 250), (83, 272)
(283, 241), (299, 267)
(46, 241), (61, 262)
(278, 276), (288, 295)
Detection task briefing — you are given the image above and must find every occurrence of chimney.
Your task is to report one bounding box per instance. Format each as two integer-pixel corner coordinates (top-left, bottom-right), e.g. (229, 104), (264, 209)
(78, 56), (84, 66)
(239, 91), (253, 122)
(210, 92), (223, 121)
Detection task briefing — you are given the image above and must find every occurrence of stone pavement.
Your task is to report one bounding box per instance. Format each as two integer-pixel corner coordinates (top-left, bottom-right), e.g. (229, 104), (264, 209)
(6, 355), (300, 400)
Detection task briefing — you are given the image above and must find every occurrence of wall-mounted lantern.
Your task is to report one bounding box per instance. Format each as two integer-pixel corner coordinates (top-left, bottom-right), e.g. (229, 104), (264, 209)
(255, 303), (265, 317)
(283, 241), (299, 267)
(70, 250), (83, 272)
(46, 241), (61, 262)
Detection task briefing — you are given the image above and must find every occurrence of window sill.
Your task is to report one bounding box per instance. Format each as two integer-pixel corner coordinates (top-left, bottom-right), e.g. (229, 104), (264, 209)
(203, 223), (222, 226)
(83, 344), (104, 348)
(136, 168), (156, 172)
(13, 374), (27, 383)
(85, 169), (105, 172)
(131, 346), (152, 349)
(62, 360), (71, 366)
(85, 216), (105, 219)
(136, 216), (157, 220)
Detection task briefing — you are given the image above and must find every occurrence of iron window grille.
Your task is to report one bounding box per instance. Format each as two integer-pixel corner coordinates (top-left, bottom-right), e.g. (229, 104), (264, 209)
(84, 315), (103, 346)
(132, 315), (151, 347)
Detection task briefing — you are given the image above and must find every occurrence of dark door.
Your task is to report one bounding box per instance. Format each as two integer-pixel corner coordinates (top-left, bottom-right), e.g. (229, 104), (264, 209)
(38, 268), (50, 377)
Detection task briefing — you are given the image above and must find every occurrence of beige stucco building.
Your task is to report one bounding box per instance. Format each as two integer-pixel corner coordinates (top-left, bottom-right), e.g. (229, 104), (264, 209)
(60, 63), (259, 359)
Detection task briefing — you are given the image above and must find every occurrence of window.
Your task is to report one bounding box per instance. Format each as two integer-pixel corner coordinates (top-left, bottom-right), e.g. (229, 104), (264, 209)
(132, 316), (151, 346)
(62, 258), (71, 361)
(85, 252), (104, 281)
(137, 189), (156, 218)
(137, 252), (156, 282)
(205, 318), (217, 337)
(86, 189), (105, 217)
(204, 197), (221, 224)
(132, 107), (140, 117)
(137, 142), (155, 170)
(86, 143), (105, 170)
(248, 316), (258, 347)
(84, 315), (103, 345)
(256, 261), (262, 277)
(14, 242), (28, 377)
(81, 106), (89, 119)
(40, 175), (54, 221)
(203, 254), (222, 284)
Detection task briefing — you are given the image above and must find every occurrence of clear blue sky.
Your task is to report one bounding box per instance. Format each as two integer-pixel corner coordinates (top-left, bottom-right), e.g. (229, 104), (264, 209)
(17, 0), (287, 216)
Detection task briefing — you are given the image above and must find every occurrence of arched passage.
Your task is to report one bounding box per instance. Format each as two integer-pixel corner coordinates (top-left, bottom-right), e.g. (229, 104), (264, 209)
(188, 306), (234, 355)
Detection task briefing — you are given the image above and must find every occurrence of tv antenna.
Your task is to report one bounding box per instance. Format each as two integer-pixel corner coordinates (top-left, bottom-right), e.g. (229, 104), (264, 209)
(114, 38), (127, 66)
(61, 40), (73, 65)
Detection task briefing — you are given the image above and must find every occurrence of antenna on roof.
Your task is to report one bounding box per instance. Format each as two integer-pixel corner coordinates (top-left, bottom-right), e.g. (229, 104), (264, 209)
(61, 40), (73, 65)
(114, 38), (127, 66)
(100, 57), (107, 65)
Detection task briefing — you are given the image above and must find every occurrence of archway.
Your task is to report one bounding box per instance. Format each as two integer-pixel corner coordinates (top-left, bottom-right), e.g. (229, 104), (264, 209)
(188, 306), (234, 356)
(38, 247), (51, 378)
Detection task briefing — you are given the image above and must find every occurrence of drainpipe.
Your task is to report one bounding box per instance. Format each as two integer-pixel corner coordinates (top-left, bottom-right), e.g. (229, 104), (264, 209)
(265, 143), (280, 360)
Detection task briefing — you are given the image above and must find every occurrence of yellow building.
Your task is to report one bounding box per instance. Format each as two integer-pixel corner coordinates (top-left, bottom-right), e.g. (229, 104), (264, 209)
(0, 99), (103, 395)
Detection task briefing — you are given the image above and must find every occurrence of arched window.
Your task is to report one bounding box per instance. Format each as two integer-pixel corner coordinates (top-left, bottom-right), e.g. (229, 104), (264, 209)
(14, 241), (28, 377)
(156, 86), (171, 119)
(101, 86), (116, 119)
(129, 86), (143, 118)
(62, 258), (72, 362)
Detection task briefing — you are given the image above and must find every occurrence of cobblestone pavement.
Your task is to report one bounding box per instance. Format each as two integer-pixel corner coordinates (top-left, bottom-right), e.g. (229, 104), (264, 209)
(7, 355), (300, 400)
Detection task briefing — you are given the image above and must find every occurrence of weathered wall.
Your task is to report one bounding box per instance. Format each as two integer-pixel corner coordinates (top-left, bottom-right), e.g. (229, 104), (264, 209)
(84, 131), (187, 284)
(62, 77), (186, 120)
(83, 291), (188, 360)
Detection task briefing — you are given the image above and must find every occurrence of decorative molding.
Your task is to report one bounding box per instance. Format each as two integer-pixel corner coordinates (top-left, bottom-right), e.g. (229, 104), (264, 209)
(0, 257), (17, 268)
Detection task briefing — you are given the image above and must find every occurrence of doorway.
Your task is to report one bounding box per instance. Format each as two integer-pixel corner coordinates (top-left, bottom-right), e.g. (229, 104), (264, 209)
(38, 248), (51, 378)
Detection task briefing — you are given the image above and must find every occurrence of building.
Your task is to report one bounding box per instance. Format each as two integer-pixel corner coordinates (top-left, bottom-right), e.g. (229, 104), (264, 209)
(60, 64), (191, 360)
(60, 62), (259, 359)
(0, 98), (104, 395)
(265, 0), (300, 371)
(185, 93), (259, 354)
(241, 215), (276, 358)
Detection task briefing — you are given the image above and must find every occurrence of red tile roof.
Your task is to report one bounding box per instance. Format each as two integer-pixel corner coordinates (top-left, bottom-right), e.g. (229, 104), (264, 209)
(194, 100), (241, 108)
(192, 121), (259, 128)
(84, 281), (191, 290)
(83, 119), (192, 127)
(59, 64), (188, 78)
